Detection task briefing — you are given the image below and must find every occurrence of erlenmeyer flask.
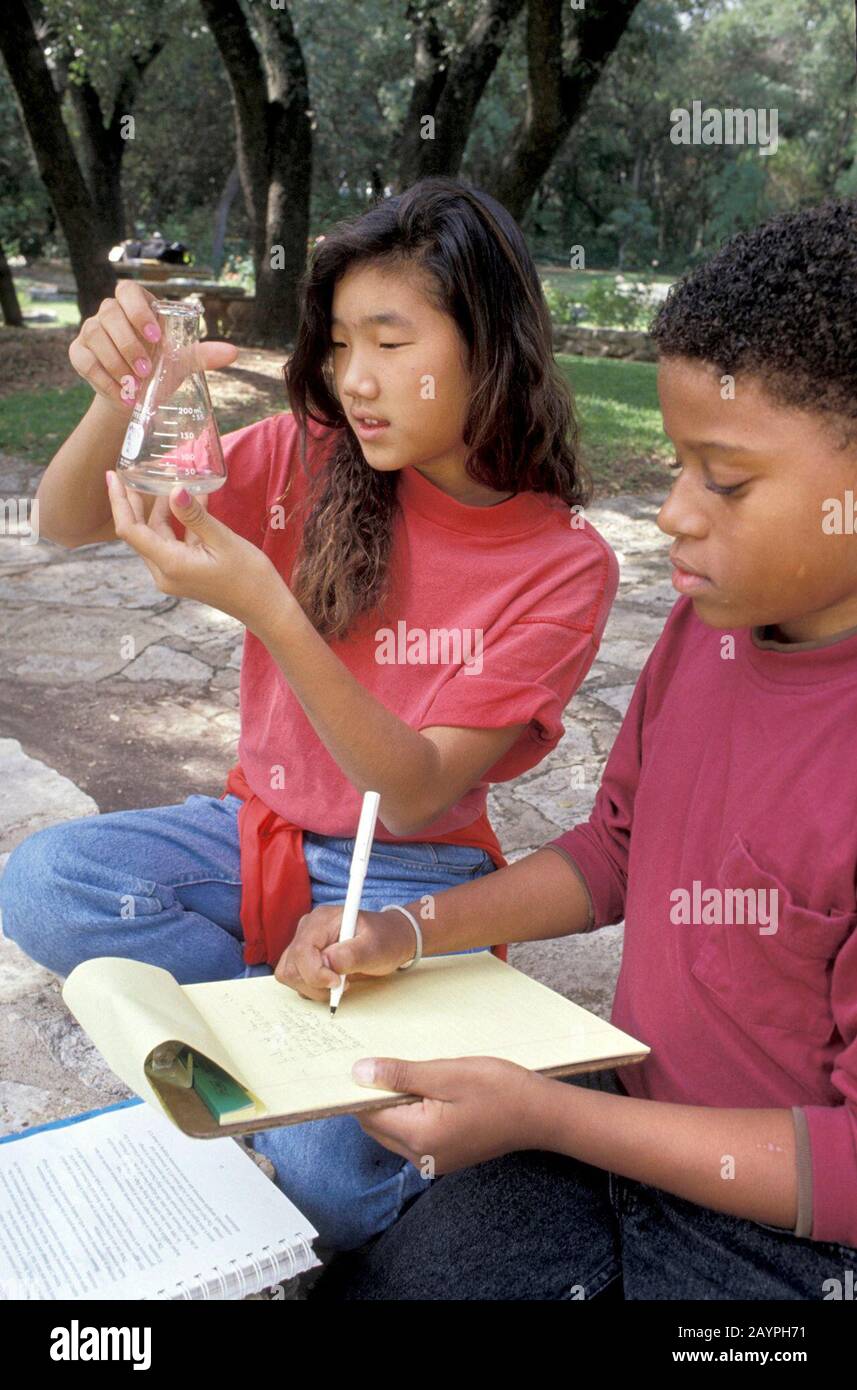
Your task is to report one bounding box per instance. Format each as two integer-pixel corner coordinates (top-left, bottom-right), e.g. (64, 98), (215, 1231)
(116, 300), (227, 495)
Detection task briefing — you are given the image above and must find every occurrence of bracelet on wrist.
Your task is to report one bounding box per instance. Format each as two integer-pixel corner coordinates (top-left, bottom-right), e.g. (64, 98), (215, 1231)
(380, 903), (423, 972)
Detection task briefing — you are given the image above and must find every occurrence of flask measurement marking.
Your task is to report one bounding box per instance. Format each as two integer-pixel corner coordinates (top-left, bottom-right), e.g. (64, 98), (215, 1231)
(115, 303), (223, 492)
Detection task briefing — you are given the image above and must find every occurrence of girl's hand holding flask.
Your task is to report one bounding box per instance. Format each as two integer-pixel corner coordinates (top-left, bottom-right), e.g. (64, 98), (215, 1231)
(68, 280), (237, 417)
(78, 280), (278, 631)
(104, 470), (283, 635)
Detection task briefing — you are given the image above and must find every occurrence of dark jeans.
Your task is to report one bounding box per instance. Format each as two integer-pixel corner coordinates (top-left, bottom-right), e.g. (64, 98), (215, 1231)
(306, 1066), (857, 1300)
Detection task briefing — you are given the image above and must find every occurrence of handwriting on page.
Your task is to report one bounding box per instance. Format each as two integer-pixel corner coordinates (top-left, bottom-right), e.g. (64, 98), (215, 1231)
(232, 996), (364, 1063)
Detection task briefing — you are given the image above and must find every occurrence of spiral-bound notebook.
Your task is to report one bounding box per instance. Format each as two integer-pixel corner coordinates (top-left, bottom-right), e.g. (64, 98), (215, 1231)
(0, 1098), (320, 1300)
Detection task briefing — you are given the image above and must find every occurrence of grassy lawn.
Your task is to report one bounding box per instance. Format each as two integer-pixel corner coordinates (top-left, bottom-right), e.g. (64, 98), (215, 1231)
(0, 382), (91, 462)
(557, 354), (671, 493)
(12, 276), (80, 329)
(0, 353), (671, 496)
(0, 381), (267, 462)
(2, 261), (675, 496)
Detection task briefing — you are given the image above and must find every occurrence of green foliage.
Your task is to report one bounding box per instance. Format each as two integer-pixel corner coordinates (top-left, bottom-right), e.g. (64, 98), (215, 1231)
(0, 80), (53, 255)
(220, 252), (255, 293)
(538, 0), (857, 269)
(39, 0), (189, 102)
(540, 280), (585, 328)
(111, 24), (246, 250)
(582, 279), (654, 331)
(1, 0), (855, 290)
(543, 273), (666, 332)
(605, 197), (659, 270)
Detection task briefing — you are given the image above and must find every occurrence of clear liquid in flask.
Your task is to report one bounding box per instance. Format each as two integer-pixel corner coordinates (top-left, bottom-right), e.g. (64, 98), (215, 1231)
(116, 300), (227, 495)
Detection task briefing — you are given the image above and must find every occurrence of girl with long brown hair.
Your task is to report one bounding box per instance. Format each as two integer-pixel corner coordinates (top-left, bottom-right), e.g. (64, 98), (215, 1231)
(3, 176), (618, 1252)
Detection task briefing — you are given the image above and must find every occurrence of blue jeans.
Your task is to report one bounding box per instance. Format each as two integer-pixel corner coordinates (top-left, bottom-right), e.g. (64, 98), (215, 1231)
(0, 791), (496, 1251)
(306, 1066), (857, 1300)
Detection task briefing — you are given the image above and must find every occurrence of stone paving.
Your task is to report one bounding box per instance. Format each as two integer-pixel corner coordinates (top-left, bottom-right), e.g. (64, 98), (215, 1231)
(0, 450), (671, 1294)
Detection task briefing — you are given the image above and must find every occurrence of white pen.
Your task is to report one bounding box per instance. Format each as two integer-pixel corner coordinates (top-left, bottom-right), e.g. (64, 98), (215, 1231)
(329, 790), (381, 1015)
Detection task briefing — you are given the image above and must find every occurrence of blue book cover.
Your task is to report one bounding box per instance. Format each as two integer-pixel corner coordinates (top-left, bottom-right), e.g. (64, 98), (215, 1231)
(0, 1096), (143, 1146)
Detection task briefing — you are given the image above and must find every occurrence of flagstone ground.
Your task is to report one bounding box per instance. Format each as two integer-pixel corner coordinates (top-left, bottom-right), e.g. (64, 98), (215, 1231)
(0, 448), (671, 1296)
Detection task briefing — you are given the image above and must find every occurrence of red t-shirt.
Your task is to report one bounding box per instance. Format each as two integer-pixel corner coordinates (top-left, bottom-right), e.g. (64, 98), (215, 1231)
(170, 410), (619, 838)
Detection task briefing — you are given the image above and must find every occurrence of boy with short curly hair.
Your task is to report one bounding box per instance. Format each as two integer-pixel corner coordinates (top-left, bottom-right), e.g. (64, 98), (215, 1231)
(296, 197), (857, 1300)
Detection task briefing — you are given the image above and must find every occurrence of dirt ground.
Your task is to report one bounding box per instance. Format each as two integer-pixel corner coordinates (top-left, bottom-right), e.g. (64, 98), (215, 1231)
(3, 256), (288, 408)
(0, 323), (293, 428)
(0, 327), (80, 397)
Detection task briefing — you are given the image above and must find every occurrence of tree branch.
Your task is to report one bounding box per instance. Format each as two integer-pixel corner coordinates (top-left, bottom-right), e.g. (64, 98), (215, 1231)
(415, 0), (526, 179)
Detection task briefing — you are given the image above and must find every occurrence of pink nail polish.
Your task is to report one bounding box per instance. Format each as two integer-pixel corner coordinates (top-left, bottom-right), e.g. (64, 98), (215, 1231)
(143, 323), (160, 342)
(134, 358), (150, 375)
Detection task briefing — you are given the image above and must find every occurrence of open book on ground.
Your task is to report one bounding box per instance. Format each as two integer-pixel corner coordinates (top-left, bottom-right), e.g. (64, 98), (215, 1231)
(61, 952), (650, 1140)
(0, 1099), (320, 1300)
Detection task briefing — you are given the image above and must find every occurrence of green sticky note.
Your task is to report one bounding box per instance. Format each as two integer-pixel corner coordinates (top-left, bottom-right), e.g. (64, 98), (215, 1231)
(191, 1054), (257, 1123)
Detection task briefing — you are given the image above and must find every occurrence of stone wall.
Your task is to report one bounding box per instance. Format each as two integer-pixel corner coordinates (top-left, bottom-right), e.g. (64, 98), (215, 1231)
(554, 324), (657, 362)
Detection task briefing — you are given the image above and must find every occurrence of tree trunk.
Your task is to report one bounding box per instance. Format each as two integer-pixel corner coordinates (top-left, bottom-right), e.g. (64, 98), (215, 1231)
(392, 0), (641, 226)
(397, 0), (525, 189)
(212, 163), (241, 276)
(0, 0), (115, 318)
(631, 149), (643, 195)
(395, 0), (453, 189)
(369, 165), (385, 200)
(0, 240), (24, 326)
(492, 0), (643, 221)
(255, 66), (313, 347)
(200, 0), (312, 349)
(52, 32), (165, 246)
(66, 81), (126, 244)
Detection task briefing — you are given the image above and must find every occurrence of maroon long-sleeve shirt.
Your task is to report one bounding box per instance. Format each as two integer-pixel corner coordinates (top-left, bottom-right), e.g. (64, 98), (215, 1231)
(548, 596), (857, 1248)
